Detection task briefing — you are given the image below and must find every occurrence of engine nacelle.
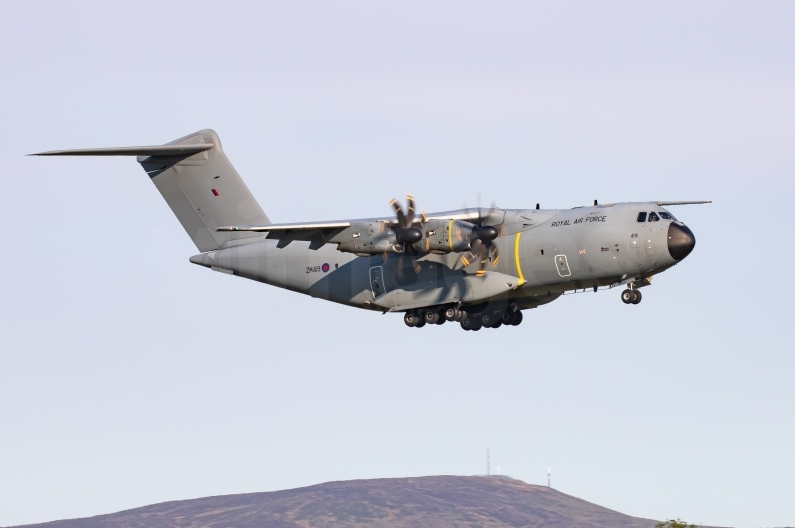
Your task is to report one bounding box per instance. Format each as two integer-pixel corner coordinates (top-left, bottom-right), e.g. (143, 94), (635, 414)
(416, 219), (474, 254)
(334, 222), (402, 256)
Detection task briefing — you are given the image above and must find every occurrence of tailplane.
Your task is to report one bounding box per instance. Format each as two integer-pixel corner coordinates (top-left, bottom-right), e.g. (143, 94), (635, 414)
(32, 129), (270, 251)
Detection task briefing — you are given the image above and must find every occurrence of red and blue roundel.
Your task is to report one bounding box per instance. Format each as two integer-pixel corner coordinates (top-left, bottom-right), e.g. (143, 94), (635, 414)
(322, 263), (330, 273)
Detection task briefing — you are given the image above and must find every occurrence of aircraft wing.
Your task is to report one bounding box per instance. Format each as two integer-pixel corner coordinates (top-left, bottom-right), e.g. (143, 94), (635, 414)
(216, 221), (352, 232)
(654, 200), (712, 206)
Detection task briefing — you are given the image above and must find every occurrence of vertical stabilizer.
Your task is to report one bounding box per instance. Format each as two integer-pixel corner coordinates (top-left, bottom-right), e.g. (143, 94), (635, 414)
(139, 130), (270, 251)
(33, 129), (271, 252)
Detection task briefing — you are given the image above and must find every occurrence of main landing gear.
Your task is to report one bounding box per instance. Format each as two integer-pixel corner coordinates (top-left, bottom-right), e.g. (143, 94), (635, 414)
(621, 288), (642, 305)
(404, 307), (523, 330)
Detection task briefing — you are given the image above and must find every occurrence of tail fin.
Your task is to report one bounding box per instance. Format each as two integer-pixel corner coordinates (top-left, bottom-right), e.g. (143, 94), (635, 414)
(32, 129), (270, 252)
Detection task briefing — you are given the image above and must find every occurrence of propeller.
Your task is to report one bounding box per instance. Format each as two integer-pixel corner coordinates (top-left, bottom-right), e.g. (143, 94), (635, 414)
(388, 195), (425, 277)
(460, 199), (501, 277)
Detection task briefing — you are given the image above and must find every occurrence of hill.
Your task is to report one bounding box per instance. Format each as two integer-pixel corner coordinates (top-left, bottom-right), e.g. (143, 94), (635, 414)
(11, 475), (659, 528)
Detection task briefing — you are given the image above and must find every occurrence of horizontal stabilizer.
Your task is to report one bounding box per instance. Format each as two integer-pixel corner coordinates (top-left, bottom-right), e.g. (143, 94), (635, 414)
(654, 200), (712, 206)
(29, 144), (214, 157)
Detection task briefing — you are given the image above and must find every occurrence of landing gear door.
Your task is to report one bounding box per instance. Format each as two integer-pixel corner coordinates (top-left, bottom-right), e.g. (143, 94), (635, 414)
(554, 254), (571, 277)
(369, 266), (387, 299)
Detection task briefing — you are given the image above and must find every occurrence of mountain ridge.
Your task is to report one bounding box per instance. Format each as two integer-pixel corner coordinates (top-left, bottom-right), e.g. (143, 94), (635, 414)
(8, 475), (659, 528)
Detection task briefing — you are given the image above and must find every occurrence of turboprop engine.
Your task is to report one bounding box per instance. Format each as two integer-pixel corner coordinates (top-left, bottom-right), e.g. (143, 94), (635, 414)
(416, 219), (474, 254)
(335, 222), (403, 256)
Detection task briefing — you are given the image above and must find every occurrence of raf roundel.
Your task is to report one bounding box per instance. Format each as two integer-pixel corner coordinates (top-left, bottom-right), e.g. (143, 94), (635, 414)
(322, 263), (330, 273)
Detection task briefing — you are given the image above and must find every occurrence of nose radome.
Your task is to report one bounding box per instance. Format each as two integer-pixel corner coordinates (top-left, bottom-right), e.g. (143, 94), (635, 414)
(667, 223), (696, 261)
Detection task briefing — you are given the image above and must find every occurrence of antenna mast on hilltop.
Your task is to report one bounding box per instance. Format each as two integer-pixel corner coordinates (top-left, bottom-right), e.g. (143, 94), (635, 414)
(548, 467), (551, 488)
(487, 449), (490, 476)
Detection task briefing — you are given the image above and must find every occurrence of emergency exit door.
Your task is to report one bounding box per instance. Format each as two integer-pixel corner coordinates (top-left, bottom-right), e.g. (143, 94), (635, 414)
(369, 266), (386, 298)
(645, 235), (656, 256)
(554, 254), (571, 277)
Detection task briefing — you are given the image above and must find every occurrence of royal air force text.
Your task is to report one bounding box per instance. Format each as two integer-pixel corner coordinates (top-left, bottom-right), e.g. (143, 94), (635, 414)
(550, 216), (607, 227)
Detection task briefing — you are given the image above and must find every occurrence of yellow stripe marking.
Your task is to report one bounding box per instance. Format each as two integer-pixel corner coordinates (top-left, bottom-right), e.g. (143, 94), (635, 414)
(448, 220), (454, 251)
(515, 232), (526, 285)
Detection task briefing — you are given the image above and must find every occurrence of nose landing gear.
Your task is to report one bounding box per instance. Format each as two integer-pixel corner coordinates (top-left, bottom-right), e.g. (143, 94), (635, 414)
(621, 289), (642, 304)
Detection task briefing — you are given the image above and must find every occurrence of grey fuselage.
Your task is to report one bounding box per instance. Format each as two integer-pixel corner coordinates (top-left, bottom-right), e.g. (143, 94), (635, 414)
(189, 202), (691, 314)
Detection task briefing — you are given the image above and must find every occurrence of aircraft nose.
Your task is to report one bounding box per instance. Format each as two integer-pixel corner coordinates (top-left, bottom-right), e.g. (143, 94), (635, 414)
(667, 223), (696, 261)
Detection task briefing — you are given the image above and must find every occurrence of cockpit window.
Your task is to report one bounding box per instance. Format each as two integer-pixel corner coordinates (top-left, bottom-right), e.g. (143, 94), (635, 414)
(636, 212), (647, 222)
(659, 211), (677, 221)
(648, 212), (660, 222)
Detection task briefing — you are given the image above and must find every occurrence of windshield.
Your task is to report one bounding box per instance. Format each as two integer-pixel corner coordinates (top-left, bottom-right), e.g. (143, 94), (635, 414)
(659, 211), (677, 221)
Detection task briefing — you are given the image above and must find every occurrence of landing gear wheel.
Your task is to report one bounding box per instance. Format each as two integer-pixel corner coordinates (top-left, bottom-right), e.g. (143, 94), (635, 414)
(425, 310), (441, 325)
(481, 313), (494, 327)
(510, 311), (523, 326)
(470, 316), (483, 331)
(491, 319), (503, 329)
(444, 307), (459, 322)
(455, 310), (466, 322)
(631, 289), (642, 304)
(404, 311), (419, 327)
(415, 318), (426, 328)
(501, 312), (513, 324)
(460, 315), (474, 330)
(621, 289), (634, 304)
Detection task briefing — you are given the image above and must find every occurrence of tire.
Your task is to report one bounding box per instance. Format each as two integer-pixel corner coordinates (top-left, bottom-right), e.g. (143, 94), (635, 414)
(404, 312), (418, 327)
(491, 319), (503, 329)
(621, 289), (633, 304)
(415, 318), (426, 328)
(461, 316), (473, 330)
(455, 310), (466, 322)
(425, 310), (440, 324)
(481, 313), (493, 327)
(511, 311), (523, 326)
(501, 312), (513, 324)
(470, 317), (483, 331)
(631, 289), (642, 304)
(436, 316), (446, 325)
(444, 307), (458, 321)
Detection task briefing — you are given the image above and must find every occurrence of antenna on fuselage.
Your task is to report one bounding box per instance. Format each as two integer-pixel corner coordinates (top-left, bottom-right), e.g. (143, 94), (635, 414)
(535, 203), (540, 210)
(594, 199), (598, 206)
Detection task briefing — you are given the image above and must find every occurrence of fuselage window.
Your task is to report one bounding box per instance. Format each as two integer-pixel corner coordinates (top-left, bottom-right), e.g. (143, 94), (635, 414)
(648, 212), (660, 222)
(636, 212), (647, 222)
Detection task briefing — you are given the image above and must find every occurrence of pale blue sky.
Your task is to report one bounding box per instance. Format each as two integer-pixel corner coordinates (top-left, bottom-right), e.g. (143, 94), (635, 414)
(0, 2), (793, 527)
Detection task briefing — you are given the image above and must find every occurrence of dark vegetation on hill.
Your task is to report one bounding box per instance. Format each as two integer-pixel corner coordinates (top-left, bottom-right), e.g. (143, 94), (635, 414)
(12, 475), (660, 528)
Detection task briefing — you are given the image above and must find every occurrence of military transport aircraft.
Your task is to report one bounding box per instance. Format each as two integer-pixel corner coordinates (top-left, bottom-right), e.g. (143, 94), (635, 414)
(33, 129), (709, 331)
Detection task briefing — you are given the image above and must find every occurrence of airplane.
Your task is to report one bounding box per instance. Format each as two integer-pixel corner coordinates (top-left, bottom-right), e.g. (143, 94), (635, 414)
(32, 129), (709, 331)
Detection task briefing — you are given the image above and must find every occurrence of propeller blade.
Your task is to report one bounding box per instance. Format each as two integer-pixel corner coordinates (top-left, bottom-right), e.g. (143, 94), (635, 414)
(476, 243), (489, 276)
(470, 238), (483, 257)
(478, 243), (489, 264)
(405, 194), (415, 226)
(390, 198), (406, 227)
